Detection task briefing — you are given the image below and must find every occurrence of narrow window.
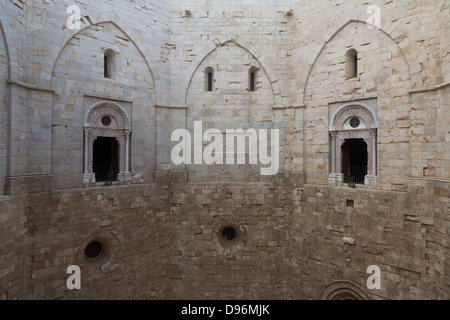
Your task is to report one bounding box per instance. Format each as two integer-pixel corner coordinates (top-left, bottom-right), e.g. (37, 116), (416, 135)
(104, 49), (115, 79)
(104, 55), (108, 78)
(205, 67), (214, 92)
(249, 67), (258, 92)
(208, 72), (213, 91)
(250, 72), (255, 92)
(345, 49), (358, 80)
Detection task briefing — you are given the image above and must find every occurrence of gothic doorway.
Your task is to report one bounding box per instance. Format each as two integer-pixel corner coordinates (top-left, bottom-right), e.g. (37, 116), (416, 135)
(341, 139), (368, 184)
(93, 137), (119, 182)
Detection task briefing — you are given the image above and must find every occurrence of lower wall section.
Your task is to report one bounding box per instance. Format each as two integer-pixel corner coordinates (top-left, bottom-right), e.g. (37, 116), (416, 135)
(167, 182), (295, 299)
(0, 180), (448, 299)
(22, 184), (172, 299)
(292, 180), (449, 300)
(0, 194), (29, 299)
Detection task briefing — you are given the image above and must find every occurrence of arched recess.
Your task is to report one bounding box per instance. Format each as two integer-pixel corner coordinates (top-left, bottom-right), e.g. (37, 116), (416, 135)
(49, 13), (159, 103)
(319, 280), (372, 300)
(329, 102), (378, 186)
(83, 101), (132, 184)
(183, 35), (281, 107)
(301, 19), (417, 105)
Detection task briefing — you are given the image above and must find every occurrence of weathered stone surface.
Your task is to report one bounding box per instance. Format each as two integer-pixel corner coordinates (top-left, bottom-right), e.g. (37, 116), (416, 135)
(0, 0), (448, 300)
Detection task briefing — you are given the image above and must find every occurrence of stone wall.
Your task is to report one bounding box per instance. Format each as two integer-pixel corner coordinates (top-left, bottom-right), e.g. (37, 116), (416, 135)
(0, 194), (28, 299)
(0, 0), (448, 300)
(0, 21), (8, 194)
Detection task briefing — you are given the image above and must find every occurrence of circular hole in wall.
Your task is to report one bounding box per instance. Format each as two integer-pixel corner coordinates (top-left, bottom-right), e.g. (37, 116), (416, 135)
(222, 227), (237, 241)
(82, 239), (111, 267)
(85, 241), (103, 259)
(101, 116), (112, 126)
(218, 225), (241, 248)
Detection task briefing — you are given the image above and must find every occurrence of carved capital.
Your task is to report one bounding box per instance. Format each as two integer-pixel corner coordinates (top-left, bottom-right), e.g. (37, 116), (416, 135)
(369, 129), (377, 137)
(124, 129), (132, 138)
(84, 127), (91, 136)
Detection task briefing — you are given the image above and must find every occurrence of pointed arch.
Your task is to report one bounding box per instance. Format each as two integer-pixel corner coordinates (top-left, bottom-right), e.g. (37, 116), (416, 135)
(49, 13), (160, 104)
(183, 35), (281, 106)
(301, 19), (418, 105)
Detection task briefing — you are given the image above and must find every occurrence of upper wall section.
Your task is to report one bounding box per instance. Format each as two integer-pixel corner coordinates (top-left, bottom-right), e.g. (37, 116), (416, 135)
(0, 0), (172, 104)
(51, 22), (157, 189)
(169, 0), (292, 107)
(291, 0), (449, 106)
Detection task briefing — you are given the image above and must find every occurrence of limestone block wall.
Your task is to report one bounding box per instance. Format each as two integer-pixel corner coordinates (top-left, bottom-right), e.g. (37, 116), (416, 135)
(185, 42), (283, 182)
(291, 182), (449, 300)
(51, 22), (156, 188)
(169, 0), (291, 108)
(0, 0), (448, 301)
(0, 194), (29, 299)
(0, 23), (8, 194)
(20, 184), (172, 300)
(303, 20), (411, 190)
(290, 0), (449, 190)
(167, 183), (294, 299)
(410, 86), (450, 179)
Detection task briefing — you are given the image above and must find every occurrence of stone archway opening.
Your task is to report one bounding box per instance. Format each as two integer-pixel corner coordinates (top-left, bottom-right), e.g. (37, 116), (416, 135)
(341, 139), (368, 184)
(83, 100), (132, 185)
(328, 101), (378, 187)
(93, 137), (119, 182)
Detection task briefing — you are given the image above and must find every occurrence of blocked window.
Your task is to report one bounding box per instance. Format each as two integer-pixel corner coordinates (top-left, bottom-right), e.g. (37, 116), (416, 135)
(345, 49), (358, 80)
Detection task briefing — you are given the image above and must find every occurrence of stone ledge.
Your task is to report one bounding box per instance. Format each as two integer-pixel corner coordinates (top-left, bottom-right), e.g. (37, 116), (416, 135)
(4, 174), (54, 195)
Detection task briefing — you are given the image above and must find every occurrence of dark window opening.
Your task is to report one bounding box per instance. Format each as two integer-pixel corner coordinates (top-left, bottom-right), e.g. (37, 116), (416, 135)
(85, 241), (103, 259)
(93, 137), (119, 182)
(346, 199), (354, 207)
(104, 55), (109, 78)
(101, 116), (111, 126)
(250, 72), (255, 92)
(341, 139), (367, 184)
(222, 227), (237, 241)
(207, 72), (213, 92)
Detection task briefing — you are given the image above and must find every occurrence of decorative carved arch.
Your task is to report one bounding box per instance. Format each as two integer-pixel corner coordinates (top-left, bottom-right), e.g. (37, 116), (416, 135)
(183, 35), (281, 106)
(84, 100), (131, 129)
(301, 19), (416, 105)
(319, 280), (372, 300)
(330, 102), (378, 131)
(49, 16), (159, 103)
